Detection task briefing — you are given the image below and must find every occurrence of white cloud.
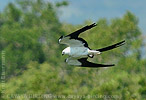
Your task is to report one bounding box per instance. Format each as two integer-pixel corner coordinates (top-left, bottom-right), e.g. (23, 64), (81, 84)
(59, 6), (82, 20)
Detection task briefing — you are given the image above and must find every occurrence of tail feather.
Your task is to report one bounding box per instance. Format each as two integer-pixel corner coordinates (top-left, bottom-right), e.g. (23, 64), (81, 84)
(97, 40), (125, 52)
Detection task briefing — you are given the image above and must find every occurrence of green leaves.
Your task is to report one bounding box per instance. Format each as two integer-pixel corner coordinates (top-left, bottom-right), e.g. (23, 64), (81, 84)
(56, 1), (69, 7)
(0, 0), (145, 100)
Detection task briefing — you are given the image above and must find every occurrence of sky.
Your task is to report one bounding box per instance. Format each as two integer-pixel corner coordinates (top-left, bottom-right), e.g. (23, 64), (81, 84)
(0, 0), (146, 34)
(54, 0), (146, 34)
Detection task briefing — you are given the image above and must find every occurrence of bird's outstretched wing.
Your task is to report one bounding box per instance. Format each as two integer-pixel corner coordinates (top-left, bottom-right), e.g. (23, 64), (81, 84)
(66, 23), (97, 39)
(59, 23), (97, 47)
(97, 40), (125, 52)
(65, 57), (114, 68)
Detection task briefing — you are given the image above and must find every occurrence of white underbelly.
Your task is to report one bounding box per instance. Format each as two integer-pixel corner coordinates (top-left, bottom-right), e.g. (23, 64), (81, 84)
(70, 47), (89, 58)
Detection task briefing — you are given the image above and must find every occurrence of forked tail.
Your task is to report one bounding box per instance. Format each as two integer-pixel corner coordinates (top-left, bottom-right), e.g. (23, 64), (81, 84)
(96, 40), (125, 52)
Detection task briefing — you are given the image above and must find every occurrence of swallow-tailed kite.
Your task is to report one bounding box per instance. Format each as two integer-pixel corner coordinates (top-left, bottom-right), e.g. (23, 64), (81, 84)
(58, 23), (125, 68)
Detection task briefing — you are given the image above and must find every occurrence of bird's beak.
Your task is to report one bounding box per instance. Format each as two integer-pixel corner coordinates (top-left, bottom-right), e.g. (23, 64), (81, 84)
(62, 53), (64, 56)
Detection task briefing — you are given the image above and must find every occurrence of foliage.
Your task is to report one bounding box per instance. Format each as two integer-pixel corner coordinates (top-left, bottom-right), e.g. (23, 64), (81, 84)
(0, 0), (145, 100)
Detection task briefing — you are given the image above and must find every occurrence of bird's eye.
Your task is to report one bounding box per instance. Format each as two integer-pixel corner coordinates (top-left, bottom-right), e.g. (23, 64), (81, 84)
(62, 52), (65, 55)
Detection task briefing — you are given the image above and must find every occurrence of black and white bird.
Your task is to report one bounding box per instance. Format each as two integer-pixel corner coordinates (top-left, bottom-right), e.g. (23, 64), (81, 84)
(58, 23), (125, 68)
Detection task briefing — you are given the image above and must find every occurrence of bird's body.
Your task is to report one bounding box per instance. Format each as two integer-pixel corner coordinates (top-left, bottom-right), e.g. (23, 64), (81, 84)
(58, 23), (125, 68)
(63, 47), (88, 58)
(63, 47), (100, 58)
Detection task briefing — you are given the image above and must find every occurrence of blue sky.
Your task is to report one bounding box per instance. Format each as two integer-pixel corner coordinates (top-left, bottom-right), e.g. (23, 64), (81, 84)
(0, 0), (146, 34)
(54, 0), (146, 34)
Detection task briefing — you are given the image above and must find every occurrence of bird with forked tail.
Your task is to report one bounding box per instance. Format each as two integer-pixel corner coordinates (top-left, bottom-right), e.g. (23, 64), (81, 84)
(58, 23), (125, 68)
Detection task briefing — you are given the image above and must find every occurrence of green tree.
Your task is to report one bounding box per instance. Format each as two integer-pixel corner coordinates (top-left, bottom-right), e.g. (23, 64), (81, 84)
(0, 0), (65, 78)
(0, 0), (145, 100)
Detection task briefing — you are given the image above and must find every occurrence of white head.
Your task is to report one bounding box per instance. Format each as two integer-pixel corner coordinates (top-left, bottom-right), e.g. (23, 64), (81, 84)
(62, 47), (70, 55)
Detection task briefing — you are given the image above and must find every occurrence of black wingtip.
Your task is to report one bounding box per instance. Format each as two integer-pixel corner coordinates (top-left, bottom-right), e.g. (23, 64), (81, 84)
(115, 40), (126, 47)
(79, 64), (115, 68)
(91, 23), (97, 27)
(108, 64), (115, 67)
(97, 64), (115, 67)
(78, 58), (115, 68)
(120, 40), (126, 44)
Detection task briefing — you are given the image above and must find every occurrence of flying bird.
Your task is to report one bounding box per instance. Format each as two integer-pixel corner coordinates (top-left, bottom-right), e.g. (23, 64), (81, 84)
(58, 23), (125, 68)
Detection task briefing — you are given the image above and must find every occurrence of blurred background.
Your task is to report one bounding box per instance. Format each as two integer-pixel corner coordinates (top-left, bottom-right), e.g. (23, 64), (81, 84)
(0, 0), (146, 100)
